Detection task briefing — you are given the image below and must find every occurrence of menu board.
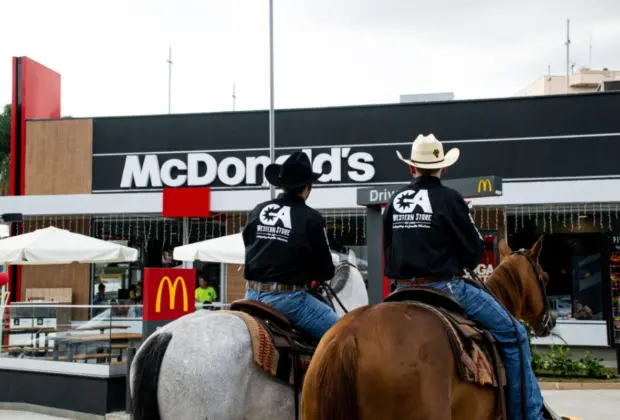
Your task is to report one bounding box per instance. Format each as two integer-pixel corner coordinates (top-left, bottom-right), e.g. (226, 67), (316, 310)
(608, 234), (620, 346)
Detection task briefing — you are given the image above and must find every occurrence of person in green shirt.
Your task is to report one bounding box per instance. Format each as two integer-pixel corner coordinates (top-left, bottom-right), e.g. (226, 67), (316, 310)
(195, 275), (217, 310)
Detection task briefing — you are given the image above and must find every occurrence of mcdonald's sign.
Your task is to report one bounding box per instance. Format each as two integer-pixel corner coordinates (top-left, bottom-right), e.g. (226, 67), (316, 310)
(155, 276), (188, 313)
(143, 268), (196, 321)
(477, 178), (492, 193)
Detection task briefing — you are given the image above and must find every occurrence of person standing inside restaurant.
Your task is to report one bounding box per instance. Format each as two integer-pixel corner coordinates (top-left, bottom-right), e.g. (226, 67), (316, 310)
(195, 275), (217, 310)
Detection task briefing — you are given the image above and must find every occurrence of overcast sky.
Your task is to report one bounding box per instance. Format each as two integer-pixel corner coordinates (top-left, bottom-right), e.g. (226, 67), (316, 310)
(1, 0), (618, 117)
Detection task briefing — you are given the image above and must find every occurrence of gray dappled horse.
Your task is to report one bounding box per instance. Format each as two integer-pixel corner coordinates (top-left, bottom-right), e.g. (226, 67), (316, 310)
(130, 250), (368, 420)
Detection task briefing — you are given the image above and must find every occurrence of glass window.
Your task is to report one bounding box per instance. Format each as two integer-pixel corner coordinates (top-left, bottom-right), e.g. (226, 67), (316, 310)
(508, 222), (606, 321)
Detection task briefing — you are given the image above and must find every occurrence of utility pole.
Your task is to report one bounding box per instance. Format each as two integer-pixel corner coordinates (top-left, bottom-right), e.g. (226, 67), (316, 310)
(167, 46), (173, 114)
(268, 0), (276, 199)
(565, 19), (571, 93)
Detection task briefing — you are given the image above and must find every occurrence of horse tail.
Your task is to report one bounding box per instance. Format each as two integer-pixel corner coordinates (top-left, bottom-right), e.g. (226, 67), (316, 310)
(131, 332), (173, 420)
(313, 332), (360, 420)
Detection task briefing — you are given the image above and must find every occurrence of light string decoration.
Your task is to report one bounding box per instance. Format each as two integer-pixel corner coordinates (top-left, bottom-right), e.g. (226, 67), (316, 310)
(504, 203), (620, 235)
(11, 202), (620, 254)
(320, 209), (367, 247)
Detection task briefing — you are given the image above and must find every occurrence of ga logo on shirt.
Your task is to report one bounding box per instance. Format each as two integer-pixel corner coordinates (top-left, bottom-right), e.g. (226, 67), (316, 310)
(257, 204), (293, 242)
(259, 204), (292, 228)
(391, 189), (433, 230)
(393, 189), (433, 214)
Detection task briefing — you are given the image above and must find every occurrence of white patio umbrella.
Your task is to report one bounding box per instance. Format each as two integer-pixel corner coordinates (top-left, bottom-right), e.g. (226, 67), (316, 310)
(173, 233), (341, 265)
(173, 233), (246, 265)
(0, 226), (138, 264)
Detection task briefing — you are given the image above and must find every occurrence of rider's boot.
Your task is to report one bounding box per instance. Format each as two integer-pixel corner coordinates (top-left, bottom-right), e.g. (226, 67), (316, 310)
(541, 400), (569, 420)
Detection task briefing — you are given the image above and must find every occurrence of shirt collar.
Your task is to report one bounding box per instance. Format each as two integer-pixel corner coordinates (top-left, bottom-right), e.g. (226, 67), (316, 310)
(277, 192), (305, 203)
(411, 175), (442, 187)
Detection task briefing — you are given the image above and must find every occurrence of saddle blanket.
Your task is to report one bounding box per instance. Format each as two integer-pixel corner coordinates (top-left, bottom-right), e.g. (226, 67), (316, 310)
(415, 302), (503, 388)
(228, 310), (312, 386)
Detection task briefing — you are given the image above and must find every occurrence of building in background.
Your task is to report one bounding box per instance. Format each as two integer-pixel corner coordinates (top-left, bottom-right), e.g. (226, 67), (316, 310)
(514, 67), (620, 96)
(3, 57), (620, 355)
(400, 92), (455, 103)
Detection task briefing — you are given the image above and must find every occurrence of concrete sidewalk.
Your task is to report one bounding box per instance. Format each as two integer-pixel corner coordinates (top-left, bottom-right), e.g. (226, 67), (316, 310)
(543, 389), (620, 419)
(3, 390), (619, 419)
(0, 411), (68, 420)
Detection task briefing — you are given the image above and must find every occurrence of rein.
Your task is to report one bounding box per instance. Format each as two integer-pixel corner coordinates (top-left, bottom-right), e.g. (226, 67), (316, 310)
(510, 249), (554, 337)
(467, 248), (552, 420)
(319, 260), (354, 314)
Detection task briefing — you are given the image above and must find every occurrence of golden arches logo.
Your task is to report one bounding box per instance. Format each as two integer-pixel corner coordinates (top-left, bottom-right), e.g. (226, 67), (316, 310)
(155, 276), (189, 313)
(477, 179), (492, 193)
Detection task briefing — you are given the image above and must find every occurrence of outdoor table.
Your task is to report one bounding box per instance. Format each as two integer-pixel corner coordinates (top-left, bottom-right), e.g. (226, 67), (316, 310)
(51, 332), (142, 362)
(7, 325), (130, 357)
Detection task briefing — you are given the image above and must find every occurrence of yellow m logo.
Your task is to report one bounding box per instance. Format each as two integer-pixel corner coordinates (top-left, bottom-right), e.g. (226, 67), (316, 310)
(155, 276), (189, 313)
(477, 179), (492, 193)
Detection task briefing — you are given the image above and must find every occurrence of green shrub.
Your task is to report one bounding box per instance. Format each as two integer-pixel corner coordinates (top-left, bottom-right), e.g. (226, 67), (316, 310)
(520, 321), (610, 379)
(579, 352), (612, 379)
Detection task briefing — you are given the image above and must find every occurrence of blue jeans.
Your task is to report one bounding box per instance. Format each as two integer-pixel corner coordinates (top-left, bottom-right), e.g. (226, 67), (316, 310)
(245, 289), (339, 341)
(398, 279), (543, 420)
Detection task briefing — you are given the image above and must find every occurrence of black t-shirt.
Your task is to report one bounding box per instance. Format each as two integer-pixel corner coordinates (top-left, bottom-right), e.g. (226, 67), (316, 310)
(243, 193), (335, 286)
(383, 176), (484, 280)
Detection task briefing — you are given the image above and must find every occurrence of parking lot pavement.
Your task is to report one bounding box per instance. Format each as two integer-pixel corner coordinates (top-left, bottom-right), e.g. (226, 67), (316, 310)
(0, 411), (68, 420)
(2, 390), (619, 419)
(543, 390), (620, 419)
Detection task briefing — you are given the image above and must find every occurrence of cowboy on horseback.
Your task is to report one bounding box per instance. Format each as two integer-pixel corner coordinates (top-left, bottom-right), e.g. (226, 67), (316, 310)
(383, 134), (547, 420)
(242, 151), (338, 341)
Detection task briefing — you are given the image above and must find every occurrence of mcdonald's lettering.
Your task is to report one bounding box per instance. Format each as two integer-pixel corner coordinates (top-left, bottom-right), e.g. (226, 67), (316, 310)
(155, 276), (189, 313)
(477, 178), (492, 193)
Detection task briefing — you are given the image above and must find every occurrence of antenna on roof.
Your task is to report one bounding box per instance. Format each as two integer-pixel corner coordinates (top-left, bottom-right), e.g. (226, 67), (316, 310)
(589, 32), (593, 68)
(166, 46), (173, 114)
(565, 19), (571, 93)
(232, 83), (236, 111)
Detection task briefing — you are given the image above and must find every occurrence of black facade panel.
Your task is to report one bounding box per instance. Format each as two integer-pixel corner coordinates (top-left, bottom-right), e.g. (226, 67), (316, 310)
(0, 370), (126, 416)
(92, 92), (620, 192)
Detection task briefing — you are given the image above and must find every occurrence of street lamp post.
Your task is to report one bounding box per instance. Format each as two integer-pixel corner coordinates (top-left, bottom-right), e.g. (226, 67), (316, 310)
(268, 0), (276, 199)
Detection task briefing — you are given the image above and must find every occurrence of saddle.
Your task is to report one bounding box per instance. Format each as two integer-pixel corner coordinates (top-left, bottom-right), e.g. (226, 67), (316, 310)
(385, 286), (508, 415)
(228, 300), (317, 388)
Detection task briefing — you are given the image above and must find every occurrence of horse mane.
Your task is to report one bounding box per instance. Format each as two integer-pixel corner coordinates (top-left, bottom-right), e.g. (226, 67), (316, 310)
(485, 256), (525, 316)
(330, 262), (351, 295)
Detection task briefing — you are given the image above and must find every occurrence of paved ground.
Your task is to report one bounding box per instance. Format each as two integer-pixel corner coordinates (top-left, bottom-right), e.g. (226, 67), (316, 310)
(543, 390), (620, 419)
(0, 390), (618, 419)
(0, 412), (67, 419)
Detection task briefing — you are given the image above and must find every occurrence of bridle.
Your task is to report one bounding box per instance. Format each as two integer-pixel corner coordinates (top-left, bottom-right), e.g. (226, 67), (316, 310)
(510, 249), (554, 337)
(309, 260), (354, 314)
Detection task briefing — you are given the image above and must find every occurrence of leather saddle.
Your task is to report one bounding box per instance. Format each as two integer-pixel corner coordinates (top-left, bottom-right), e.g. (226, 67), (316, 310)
(384, 285), (466, 314)
(229, 299), (317, 385)
(384, 285), (509, 419)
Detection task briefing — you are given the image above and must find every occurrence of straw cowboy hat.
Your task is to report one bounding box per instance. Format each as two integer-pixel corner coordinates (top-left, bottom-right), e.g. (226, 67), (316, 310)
(264, 151), (323, 189)
(396, 134), (460, 170)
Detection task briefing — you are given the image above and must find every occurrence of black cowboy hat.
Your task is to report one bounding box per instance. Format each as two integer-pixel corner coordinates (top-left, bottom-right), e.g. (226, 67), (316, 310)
(264, 151), (323, 189)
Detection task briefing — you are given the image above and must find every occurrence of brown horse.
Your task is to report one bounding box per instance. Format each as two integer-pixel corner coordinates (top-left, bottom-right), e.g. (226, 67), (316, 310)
(301, 235), (581, 420)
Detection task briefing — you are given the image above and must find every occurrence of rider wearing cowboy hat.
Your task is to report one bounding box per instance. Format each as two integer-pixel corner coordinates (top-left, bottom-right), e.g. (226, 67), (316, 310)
(383, 134), (549, 420)
(242, 151), (337, 341)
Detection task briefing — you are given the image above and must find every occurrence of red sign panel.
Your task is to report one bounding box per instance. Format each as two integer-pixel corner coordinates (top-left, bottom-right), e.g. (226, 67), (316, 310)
(9, 57), (61, 302)
(143, 268), (196, 321)
(465, 231), (500, 282)
(162, 187), (212, 218)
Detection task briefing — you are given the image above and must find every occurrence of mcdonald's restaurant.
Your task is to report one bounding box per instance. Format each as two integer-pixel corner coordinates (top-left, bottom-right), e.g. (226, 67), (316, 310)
(1, 58), (620, 413)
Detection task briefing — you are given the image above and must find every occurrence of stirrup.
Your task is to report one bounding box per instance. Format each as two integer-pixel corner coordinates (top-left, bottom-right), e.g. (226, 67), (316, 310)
(542, 400), (568, 420)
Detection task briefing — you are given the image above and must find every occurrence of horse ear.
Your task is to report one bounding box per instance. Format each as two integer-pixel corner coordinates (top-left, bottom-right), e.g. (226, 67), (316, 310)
(499, 239), (512, 257)
(530, 234), (544, 260)
(347, 249), (358, 267)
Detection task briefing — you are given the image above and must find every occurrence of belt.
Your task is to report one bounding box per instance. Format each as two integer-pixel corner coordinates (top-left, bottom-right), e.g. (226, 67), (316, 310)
(246, 281), (305, 293)
(396, 276), (457, 287)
